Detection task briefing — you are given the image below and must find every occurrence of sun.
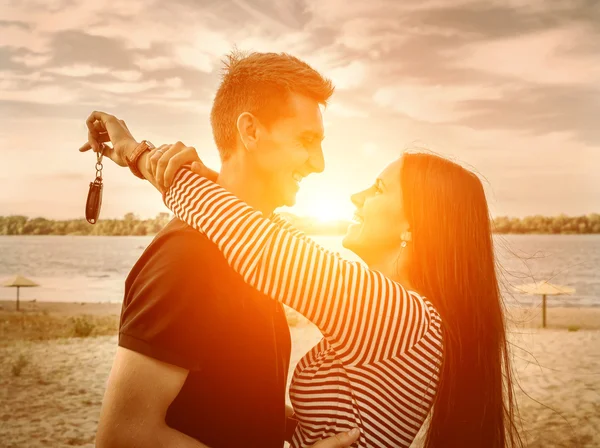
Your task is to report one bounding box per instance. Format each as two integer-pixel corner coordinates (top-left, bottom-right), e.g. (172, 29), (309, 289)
(306, 198), (350, 222)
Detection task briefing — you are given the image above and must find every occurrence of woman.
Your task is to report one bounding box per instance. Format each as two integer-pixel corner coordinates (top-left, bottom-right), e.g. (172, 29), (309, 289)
(130, 142), (521, 448)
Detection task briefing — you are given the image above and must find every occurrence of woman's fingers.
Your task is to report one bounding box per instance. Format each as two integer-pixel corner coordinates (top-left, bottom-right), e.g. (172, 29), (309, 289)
(163, 147), (200, 189)
(155, 144), (180, 188)
(149, 144), (170, 183)
(146, 141), (204, 190)
(155, 142), (196, 188)
(146, 147), (158, 181)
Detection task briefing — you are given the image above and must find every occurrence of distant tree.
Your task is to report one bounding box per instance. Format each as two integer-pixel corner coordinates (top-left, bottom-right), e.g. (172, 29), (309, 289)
(133, 222), (147, 236)
(24, 217), (52, 235)
(1, 216), (28, 235)
(2, 211), (600, 236)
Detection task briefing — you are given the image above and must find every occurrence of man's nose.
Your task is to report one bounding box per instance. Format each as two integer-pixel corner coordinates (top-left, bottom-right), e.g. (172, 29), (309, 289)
(308, 146), (325, 174)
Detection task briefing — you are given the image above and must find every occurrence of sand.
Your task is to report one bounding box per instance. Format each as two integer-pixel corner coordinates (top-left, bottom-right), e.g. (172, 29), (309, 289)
(1, 302), (599, 448)
(0, 300), (122, 317)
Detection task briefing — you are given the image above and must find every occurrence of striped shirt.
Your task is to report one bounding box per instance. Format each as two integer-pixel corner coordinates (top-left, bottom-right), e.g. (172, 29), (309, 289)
(165, 169), (444, 448)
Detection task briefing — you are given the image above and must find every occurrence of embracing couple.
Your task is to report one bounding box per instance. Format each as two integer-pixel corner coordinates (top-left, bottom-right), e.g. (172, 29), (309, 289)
(85, 51), (521, 448)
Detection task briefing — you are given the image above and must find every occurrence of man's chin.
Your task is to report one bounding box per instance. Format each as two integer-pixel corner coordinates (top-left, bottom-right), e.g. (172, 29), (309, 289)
(279, 191), (298, 208)
(262, 187), (296, 210)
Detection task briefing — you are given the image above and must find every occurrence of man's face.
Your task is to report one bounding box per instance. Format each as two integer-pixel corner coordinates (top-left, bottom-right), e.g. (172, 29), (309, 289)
(252, 93), (325, 208)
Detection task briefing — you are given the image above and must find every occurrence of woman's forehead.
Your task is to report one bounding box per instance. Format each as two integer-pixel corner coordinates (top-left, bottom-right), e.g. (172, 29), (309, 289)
(378, 157), (403, 184)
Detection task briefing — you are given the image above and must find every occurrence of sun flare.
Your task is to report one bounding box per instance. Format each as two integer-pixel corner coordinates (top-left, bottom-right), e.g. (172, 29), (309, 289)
(305, 197), (350, 222)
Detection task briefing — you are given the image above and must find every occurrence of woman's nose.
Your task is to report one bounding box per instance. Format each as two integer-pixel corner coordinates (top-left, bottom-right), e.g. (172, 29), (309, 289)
(351, 191), (366, 208)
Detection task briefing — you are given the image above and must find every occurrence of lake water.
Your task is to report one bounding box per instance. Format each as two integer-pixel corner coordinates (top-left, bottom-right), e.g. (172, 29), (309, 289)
(0, 234), (598, 307)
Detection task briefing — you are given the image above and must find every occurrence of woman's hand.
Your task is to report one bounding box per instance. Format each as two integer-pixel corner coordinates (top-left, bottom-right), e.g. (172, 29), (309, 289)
(145, 141), (218, 192)
(306, 429), (360, 447)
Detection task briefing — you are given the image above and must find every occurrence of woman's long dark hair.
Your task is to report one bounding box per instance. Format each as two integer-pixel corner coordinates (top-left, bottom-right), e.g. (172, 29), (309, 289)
(401, 152), (521, 447)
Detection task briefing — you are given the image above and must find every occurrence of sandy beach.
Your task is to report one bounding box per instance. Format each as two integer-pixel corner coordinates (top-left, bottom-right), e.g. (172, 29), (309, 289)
(1, 301), (600, 448)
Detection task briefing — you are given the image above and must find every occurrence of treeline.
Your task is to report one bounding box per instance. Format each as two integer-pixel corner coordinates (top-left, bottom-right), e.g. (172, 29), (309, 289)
(0, 213), (173, 236)
(0, 213), (599, 236)
(280, 213), (600, 235)
(492, 214), (600, 234)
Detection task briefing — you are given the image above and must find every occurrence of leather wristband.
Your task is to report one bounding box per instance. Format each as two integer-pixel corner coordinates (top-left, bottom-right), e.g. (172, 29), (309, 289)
(126, 140), (155, 179)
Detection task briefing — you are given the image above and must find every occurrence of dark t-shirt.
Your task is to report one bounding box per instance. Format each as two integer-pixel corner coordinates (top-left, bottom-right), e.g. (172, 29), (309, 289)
(118, 218), (291, 448)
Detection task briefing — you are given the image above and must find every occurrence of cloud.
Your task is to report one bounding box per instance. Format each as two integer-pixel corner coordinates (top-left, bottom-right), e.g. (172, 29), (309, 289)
(0, 84), (79, 104)
(454, 25), (600, 85)
(173, 45), (215, 73)
(134, 55), (175, 71)
(327, 61), (368, 90)
(0, 20), (30, 29)
(46, 64), (111, 77)
(48, 30), (138, 71)
(327, 102), (368, 118)
(0, 19), (48, 53)
(12, 52), (52, 68)
(0, 0), (598, 219)
(453, 84), (600, 145)
(81, 79), (159, 95)
(373, 83), (502, 122)
(306, 0), (600, 146)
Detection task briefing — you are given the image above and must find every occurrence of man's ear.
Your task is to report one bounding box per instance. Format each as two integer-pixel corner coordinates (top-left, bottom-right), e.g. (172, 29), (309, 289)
(236, 112), (259, 152)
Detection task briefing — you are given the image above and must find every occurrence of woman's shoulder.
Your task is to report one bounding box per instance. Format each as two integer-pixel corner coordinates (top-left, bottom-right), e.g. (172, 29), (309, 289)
(406, 290), (443, 338)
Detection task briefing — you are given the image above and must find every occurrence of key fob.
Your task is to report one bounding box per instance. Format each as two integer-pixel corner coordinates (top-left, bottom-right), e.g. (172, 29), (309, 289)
(86, 178), (103, 224)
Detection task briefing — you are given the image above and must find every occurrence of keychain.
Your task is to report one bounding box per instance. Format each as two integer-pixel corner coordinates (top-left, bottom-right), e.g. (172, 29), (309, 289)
(85, 145), (104, 224)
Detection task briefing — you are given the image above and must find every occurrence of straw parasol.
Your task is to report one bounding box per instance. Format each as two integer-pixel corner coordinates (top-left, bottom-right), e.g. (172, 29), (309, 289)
(2, 275), (39, 311)
(514, 281), (575, 328)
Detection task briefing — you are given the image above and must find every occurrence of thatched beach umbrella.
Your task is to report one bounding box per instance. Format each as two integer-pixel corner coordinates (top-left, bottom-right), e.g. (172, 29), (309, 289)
(514, 281), (575, 328)
(2, 275), (39, 311)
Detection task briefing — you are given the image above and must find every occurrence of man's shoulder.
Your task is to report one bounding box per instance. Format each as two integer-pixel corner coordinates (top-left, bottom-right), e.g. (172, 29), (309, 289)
(144, 218), (227, 263)
(152, 218), (211, 250)
(125, 218), (223, 286)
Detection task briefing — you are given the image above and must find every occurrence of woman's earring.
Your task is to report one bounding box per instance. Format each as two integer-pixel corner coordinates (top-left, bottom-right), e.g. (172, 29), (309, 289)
(400, 231), (411, 248)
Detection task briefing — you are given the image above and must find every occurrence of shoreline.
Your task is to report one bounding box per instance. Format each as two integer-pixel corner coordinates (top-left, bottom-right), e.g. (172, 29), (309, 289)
(1, 300), (599, 333)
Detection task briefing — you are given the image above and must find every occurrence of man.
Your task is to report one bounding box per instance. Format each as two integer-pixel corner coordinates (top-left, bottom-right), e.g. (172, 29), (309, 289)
(83, 52), (358, 447)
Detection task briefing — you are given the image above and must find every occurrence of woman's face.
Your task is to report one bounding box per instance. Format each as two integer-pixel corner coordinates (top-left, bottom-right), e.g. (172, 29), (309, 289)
(342, 157), (410, 262)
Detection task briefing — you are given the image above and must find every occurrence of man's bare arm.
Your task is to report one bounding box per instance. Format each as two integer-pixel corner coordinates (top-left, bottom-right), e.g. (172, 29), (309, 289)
(96, 347), (209, 448)
(95, 322), (357, 448)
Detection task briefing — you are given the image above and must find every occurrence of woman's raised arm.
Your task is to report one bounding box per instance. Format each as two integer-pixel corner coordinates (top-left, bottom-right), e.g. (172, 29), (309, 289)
(166, 168), (436, 366)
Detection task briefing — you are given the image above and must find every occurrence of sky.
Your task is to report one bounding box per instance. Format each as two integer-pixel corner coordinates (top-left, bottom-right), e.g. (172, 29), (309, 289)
(1, 0), (599, 221)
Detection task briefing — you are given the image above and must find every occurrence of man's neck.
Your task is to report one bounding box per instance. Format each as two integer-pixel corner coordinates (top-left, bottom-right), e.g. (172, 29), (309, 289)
(216, 155), (275, 216)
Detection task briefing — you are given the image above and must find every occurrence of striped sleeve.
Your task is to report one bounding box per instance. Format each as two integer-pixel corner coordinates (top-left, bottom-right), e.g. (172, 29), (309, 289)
(165, 169), (433, 365)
